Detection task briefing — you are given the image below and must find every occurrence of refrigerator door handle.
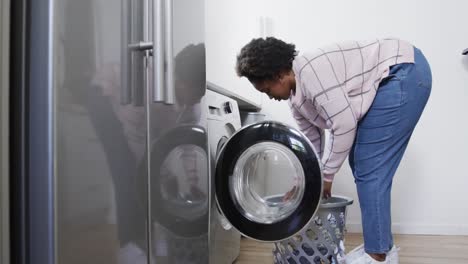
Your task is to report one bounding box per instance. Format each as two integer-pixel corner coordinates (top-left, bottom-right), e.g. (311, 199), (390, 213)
(120, 0), (132, 105)
(126, 0), (153, 106)
(128, 41), (153, 51)
(130, 0), (144, 107)
(152, 0), (165, 102)
(122, 0), (153, 105)
(125, 0), (168, 104)
(163, 0), (174, 105)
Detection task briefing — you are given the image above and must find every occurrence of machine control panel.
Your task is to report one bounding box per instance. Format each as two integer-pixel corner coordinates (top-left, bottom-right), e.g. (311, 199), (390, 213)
(223, 101), (233, 114)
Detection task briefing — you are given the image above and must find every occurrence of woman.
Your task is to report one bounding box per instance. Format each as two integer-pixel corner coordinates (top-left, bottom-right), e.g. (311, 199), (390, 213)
(235, 37), (431, 263)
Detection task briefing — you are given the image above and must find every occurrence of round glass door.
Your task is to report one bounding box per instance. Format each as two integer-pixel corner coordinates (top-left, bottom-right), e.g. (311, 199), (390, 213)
(215, 121), (322, 242)
(231, 141), (306, 224)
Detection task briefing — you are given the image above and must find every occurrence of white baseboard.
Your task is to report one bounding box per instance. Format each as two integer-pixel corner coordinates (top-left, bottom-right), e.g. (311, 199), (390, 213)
(346, 222), (468, 236)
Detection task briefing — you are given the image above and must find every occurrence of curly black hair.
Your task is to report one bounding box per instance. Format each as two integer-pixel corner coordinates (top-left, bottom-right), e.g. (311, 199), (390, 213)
(236, 37), (297, 82)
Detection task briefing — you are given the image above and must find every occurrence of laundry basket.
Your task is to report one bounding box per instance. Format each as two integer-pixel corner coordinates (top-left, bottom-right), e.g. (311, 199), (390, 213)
(271, 195), (353, 264)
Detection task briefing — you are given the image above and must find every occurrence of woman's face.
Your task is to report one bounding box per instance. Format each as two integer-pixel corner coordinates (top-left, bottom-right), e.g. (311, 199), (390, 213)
(252, 72), (294, 101)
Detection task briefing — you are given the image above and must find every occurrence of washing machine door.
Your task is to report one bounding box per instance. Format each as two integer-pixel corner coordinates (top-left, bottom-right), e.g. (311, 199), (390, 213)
(215, 121), (322, 242)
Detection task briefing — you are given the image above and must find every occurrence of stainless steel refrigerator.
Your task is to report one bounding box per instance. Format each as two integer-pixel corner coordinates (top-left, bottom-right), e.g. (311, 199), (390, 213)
(6, 0), (327, 263)
(1, 1), (11, 263)
(9, 0), (209, 263)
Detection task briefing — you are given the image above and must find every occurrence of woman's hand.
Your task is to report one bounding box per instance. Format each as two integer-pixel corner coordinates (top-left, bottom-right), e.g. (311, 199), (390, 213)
(323, 174), (334, 199)
(323, 181), (333, 199)
(282, 186), (297, 202)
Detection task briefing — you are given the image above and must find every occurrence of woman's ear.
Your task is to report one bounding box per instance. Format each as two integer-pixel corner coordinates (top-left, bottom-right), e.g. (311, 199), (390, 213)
(277, 72), (286, 82)
(279, 70), (292, 81)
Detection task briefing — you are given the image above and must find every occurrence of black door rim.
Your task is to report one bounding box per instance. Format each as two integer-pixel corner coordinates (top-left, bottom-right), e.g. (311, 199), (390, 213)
(215, 121), (323, 242)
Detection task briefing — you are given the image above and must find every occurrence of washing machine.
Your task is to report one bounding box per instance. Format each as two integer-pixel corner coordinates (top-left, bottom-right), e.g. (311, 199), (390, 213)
(207, 90), (242, 263)
(207, 90), (324, 261)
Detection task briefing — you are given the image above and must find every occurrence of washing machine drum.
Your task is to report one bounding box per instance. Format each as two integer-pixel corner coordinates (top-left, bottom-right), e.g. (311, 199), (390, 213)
(215, 121), (322, 242)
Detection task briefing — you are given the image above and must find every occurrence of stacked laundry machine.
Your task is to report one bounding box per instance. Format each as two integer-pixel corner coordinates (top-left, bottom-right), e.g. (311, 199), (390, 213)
(207, 90), (242, 263)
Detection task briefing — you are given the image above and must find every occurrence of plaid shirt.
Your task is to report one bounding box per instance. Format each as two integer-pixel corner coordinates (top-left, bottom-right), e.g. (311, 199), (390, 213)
(289, 38), (415, 181)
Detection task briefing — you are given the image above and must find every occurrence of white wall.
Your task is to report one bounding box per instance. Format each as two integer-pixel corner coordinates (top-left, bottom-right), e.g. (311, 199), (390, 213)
(205, 0), (264, 106)
(206, 0), (468, 235)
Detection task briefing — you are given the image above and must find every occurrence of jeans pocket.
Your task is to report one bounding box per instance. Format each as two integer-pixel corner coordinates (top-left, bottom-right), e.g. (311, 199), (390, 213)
(372, 78), (405, 112)
(416, 65), (432, 90)
(379, 73), (400, 86)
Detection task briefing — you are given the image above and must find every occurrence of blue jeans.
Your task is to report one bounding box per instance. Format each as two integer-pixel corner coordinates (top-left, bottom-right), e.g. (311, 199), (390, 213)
(348, 47), (432, 253)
